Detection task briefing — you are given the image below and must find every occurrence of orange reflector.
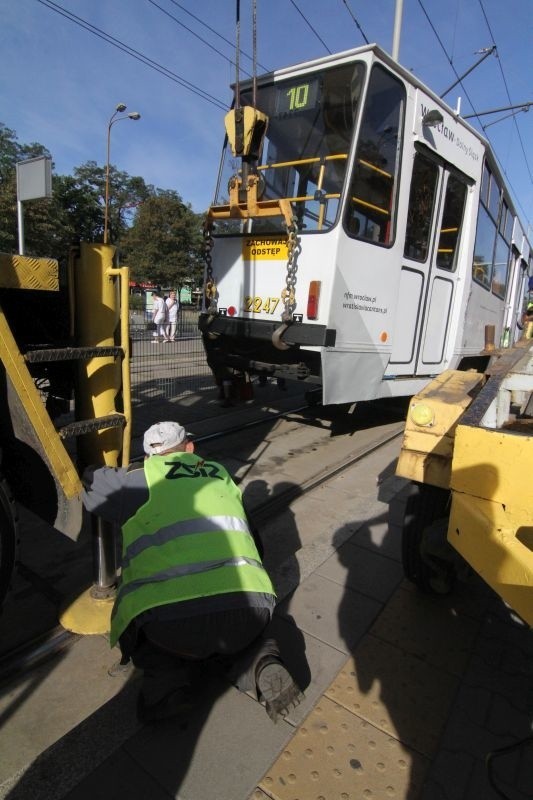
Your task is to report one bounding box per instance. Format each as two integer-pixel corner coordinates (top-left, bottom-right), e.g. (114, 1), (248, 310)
(307, 281), (321, 320)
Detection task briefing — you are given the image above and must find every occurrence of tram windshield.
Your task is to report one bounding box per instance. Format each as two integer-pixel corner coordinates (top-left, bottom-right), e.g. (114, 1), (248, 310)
(213, 61), (366, 235)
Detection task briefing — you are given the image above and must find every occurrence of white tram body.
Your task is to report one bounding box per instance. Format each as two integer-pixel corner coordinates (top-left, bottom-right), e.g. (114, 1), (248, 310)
(200, 44), (532, 405)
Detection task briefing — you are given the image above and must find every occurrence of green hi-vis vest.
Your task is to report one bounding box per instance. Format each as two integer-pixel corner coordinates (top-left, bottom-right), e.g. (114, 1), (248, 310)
(110, 452), (275, 647)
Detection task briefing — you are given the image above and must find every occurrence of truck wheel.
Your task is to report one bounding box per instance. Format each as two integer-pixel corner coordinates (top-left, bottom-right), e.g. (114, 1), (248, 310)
(402, 482), (455, 594)
(0, 477), (18, 609)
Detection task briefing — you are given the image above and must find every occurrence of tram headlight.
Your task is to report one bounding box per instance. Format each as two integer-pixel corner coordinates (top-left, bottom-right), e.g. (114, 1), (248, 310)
(410, 402), (435, 427)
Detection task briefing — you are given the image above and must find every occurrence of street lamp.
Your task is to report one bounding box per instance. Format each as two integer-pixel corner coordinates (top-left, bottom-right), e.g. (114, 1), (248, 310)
(103, 103), (141, 244)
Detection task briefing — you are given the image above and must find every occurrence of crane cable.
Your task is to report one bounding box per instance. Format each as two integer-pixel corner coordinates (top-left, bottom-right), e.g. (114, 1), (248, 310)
(252, 0), (257, 107)
(235, 0), (241, 110)
(234, 0), (258, 108)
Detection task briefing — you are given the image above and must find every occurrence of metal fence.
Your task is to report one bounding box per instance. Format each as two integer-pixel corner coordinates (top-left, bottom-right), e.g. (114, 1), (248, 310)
(129, 308), (213, 405)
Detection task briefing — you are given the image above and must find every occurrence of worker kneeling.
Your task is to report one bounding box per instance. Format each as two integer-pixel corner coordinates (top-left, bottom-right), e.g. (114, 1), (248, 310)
(82, 421), (302, 724)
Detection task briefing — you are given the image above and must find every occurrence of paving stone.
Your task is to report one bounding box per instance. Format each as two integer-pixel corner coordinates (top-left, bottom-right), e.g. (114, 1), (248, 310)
(64, 749), (172, 800)
(0, 680), (141, 800)
(370, 584), (481, 677)
(425, 701), (526, 799)
(123, 677), (293, 800)
(325, 634), (459, 758)
(0, 636), (135, 786)
(469, 746), (533, 800)
(267, 614), (349, 726)
(247, 789), (271, 800)
(456, 652), (533, 728)
(276, 573), (382, 654)
(316, 539), (404, 603)
(475, 610), (533, 673)
(258, 696), (430, 800)
(419, 749), (476, 800)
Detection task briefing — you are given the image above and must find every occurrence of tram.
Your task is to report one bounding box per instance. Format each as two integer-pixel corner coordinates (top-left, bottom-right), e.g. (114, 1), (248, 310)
(200, 43), (532, 406)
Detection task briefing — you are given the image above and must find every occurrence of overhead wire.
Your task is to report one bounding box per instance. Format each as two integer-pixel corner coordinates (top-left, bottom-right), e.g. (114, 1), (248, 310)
(287, 0), (332, 55)
(340, 0), (369, 45)
(35, 0), (532, 224)
(35, 0), (228, 111)
(416, 0), (531, 225)
(416, 0), (482, 125)
(165, 0), (270, 72)
(477, 0), (533, 184)
(147, 0), (253, 78)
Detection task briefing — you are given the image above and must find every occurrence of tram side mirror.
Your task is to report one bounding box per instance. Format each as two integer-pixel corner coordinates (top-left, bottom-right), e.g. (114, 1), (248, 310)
(422, 109), (444, 128)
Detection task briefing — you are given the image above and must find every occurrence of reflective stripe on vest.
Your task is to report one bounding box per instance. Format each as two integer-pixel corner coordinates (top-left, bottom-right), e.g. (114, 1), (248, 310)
(115, 555), (263, 604)
(109, 452), (275, 647)
(121, 515), (251, 571)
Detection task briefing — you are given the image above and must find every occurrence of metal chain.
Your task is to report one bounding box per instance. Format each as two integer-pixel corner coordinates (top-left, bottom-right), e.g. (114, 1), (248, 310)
(281, 217), (299, 322)
(203, 224), (217, 313)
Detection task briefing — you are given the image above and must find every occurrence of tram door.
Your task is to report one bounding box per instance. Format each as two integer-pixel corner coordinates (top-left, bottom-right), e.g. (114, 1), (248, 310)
(389, 148), (468, 375)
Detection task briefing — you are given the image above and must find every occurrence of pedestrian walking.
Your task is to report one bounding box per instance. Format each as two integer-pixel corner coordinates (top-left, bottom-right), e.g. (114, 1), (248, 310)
(165, 290), (179, 341)
(151, 291), (167, 343)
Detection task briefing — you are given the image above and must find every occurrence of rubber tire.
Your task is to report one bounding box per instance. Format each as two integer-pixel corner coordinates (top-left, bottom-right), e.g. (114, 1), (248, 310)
(402, 482), (452, 593)
(0, 476), (18, 610)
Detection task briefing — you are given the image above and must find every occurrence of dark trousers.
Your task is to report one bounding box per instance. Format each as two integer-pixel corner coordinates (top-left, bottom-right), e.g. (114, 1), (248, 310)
(124, 606), (279, 705)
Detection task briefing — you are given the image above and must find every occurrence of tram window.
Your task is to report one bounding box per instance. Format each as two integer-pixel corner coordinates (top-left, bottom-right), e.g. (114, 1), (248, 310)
(492, 234), (510, 298)
(487, 173), (501, 223)
(212, 61), (365, 236)
(473, 204), (496, 289)
(504, 209), (514, 244)
(500, 201), (514, 244)
(499, 201), (508, 238)
(436, 175), (467, 270)
(481, 162), (490, 207)
(404, 152), (438, 262)
(344, 65), (405, 246)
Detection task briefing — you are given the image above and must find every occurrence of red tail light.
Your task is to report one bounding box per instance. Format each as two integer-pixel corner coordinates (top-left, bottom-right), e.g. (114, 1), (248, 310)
(307, 281), (321, 320)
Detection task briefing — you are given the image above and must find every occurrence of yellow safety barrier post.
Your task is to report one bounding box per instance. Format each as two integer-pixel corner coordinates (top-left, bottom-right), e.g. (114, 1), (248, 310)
(59, 242), (131, 635)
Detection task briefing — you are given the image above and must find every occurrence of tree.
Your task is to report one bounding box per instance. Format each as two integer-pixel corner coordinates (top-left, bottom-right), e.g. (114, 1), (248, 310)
(73, 161), (150, 245)
(0, 124), (202, 282)
(0, 126), (101, 257)
(122, 190), (204, 292)
(0, 123), (55, 254)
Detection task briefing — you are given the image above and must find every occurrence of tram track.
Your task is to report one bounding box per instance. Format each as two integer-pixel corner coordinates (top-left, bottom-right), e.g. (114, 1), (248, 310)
(0, 402), (406, 685)
(249, 421), (404, 526)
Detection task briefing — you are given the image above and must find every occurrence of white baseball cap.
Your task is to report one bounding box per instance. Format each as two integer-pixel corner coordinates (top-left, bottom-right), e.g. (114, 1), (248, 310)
(143, 421), (189, 455)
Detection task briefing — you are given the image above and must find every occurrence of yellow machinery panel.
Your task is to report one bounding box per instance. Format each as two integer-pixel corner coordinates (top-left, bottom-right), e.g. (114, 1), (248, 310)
(0, 252), (59, 291)
(396, 342), (533, 626)
(449, 424), (533, 625)
(396, 370), (485, 489)
(0, 304), (82, 537)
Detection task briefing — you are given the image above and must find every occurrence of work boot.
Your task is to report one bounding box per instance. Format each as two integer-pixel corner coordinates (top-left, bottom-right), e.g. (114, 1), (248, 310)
(255, 657), (304, 723)
(137, 684), (195, 723)
(108, 657), (134, 678)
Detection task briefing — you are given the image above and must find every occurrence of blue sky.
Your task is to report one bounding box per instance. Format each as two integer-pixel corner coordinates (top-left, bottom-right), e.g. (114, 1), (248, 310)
(2, 0), (532, 230)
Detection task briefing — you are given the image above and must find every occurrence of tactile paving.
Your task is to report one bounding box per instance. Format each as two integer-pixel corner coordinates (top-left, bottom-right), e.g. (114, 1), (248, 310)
(249, 789), (272, 800)
(258, 696), (429, 799)
(325, 634), (458, 757)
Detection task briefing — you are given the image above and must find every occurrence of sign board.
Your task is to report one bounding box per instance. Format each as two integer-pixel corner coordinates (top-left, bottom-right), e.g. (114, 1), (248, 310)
(242, 237), (288, 261)
(16, 156), (52, 201)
